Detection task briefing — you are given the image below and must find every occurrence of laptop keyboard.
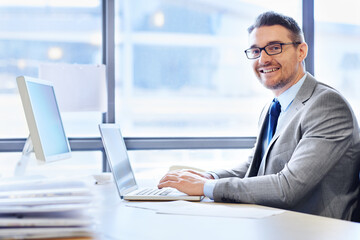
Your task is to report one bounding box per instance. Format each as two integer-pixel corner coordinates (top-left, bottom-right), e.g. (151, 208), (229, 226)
(136, 188), (173, 196)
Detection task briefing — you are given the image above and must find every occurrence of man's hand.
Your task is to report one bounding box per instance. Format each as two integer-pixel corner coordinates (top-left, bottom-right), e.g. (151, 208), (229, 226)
(158, 170), (214, 196)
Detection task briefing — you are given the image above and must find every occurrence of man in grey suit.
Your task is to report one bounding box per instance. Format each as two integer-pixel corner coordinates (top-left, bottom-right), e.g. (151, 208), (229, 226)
(158, 11), (360, 221)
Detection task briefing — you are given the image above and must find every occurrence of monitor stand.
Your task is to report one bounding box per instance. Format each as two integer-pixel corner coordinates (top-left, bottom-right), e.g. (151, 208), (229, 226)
(14, 135), (34, 177)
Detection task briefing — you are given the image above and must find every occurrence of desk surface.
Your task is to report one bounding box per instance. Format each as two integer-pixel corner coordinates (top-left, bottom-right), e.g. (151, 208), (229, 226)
(91, 180), (360, 240)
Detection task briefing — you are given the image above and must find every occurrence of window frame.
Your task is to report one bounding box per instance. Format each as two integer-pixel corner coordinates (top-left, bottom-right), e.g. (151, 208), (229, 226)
(0, 0), (314, 172)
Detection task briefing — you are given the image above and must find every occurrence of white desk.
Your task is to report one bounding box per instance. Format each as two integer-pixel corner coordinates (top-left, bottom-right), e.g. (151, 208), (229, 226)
(91, 181), (360, 240)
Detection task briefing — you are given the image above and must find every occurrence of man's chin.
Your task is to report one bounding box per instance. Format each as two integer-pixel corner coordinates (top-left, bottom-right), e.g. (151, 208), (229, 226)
(260, 79), (284, 91)
(260, 78), (277, 88)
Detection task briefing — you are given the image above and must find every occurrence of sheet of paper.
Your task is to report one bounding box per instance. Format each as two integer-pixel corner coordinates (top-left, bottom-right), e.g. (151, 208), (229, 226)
(0, 203), (92, 214)
(0, 177), (94, 212)
(0, 187), (91, 199)
(0, 195), (93, 206)
(0, 217), (93, 227)
(126, 201), (285, 219)
(0, 176), (89, 191)
(0, 227), (93, 239)
(39, 63), (107, 112)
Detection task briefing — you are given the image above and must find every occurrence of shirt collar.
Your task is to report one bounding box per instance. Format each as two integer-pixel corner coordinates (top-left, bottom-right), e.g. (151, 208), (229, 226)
(276, 73), (307, 112)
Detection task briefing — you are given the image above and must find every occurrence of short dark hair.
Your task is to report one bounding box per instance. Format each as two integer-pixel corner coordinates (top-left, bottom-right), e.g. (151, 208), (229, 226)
(248, 11), (304, 42)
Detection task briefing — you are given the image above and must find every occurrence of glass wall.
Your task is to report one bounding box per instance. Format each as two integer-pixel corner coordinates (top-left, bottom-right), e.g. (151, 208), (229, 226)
(314, 0), (360, 120)
(115, 0), (302, 137)
(0, 1), (102, 138)
(4, 1), (359, 176)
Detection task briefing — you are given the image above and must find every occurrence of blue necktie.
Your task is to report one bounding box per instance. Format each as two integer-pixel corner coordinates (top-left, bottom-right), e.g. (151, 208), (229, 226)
(250, 99), (281, 177)
(267, 99), (281, 145)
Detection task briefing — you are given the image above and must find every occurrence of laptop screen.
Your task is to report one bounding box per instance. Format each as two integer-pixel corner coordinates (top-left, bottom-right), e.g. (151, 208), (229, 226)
(99, 125), (137, 195)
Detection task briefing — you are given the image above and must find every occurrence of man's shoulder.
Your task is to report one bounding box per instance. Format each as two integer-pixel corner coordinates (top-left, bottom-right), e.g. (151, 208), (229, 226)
(298, 75), (355, 119)
(304, 74), (346, 102)
(304, 74), (337, 93)
(314, 82), (349, 106)
(301, 78), (356, 124)
(315, 81), (339, 94)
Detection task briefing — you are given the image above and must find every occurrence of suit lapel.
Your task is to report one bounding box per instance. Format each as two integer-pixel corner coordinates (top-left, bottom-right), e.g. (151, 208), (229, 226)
(257, 73), (318, 175)
(257, 101), (303, 175)
(246, 104), (270, 177)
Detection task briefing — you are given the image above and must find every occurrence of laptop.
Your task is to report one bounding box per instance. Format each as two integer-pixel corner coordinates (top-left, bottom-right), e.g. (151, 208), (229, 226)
(98, 124), (203, 201)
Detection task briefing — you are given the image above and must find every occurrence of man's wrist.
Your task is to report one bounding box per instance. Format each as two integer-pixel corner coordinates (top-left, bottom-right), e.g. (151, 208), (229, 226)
(207, 171), (219, 179)
(202, 172), (215, 179)
(203, 179), (217, 200)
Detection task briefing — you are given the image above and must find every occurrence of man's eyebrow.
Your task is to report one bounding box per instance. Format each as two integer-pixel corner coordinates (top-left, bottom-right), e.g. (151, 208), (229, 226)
(268, 41), (282, 45)
(249, 41), (283, 48)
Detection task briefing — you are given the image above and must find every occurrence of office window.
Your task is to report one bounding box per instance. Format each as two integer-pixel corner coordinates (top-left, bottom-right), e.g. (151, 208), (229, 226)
(314, 0), (360, 120)
(0, 1), (102, 138)
(115, 0), (302, 137)
(128, 149), (252, 187)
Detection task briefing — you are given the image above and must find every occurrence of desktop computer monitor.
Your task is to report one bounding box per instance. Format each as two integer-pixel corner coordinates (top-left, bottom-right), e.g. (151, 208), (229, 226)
(16, 76), (71, 163)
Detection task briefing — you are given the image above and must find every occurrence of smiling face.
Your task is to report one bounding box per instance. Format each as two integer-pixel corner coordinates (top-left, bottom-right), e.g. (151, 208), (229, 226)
(249, 25), (308, 96)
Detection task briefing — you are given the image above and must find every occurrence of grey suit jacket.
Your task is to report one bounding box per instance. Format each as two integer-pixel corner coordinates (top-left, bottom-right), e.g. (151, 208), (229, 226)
(212, 73), (360, 220)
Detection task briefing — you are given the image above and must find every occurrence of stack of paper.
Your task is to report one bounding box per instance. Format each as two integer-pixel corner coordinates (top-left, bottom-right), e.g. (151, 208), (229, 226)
(0, 177), (95, 239)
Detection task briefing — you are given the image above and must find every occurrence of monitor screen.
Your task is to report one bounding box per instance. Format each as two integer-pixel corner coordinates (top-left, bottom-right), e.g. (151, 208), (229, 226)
(17, 76), (71, 162)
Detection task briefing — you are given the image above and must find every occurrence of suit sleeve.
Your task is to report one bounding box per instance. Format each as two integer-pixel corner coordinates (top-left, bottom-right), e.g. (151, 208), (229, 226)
(212, 90), (356, 208)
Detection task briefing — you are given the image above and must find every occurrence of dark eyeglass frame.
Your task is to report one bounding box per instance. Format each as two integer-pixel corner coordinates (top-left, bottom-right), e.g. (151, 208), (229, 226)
(244, 42), (302, 59)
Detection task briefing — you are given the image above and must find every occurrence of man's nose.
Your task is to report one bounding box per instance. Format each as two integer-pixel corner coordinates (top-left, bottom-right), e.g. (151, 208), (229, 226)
(258, 49), (271, 63)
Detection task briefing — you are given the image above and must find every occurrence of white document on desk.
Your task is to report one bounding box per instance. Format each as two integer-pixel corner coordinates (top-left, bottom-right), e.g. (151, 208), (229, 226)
(0, 177), (93, 213)
(126, 201), (285, 219)
(0, 227), (93, 239)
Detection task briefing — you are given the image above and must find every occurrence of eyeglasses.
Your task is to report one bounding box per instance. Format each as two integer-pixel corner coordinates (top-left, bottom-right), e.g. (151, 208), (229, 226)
(244, 42), (301, 59)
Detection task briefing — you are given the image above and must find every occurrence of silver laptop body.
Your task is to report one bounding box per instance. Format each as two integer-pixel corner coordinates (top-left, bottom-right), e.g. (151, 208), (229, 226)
(99, 124), (203, 201)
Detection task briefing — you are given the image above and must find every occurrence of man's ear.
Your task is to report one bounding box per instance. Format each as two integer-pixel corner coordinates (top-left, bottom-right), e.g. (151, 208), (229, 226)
(298, 42), (308, 62)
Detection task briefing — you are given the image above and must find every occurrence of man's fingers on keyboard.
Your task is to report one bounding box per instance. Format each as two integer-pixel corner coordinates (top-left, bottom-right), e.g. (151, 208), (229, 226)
(160, 174), (181, 183)
(158, 180), (179, 189)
